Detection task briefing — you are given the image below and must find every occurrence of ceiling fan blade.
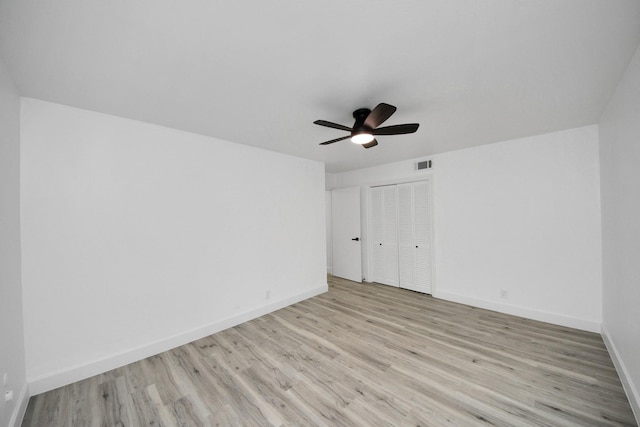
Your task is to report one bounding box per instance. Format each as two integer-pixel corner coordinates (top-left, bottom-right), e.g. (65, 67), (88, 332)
(364, 103), (397, 128)
(362, 139), (378, 149)
(313, 120), (353, 132)
(319, 135), (351, 145)
(373, 123), (419, 135)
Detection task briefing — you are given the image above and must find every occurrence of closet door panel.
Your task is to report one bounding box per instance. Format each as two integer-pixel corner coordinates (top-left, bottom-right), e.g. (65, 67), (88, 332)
(370, 185), (398, 287)
(413, 181), (433, 293)
(381, 185), (399, 286)
(370, 187), (385, 283)
(397, 183), (416, 289)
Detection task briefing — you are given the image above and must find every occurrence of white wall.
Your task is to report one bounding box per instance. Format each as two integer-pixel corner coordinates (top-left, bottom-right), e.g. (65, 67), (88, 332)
(599, 44), (640, 420)
(331, 126), (602, 332)
(20, 98), (327, 394)
(0, 58), (28, 427)
(435, 126), (602, 331)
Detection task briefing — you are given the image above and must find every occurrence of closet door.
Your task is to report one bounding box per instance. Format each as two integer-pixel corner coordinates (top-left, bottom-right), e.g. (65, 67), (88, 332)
(398, 181), (433, 294)
(413, 181), (433, 293)
(370, 185), (399, 287)
(397, 183), (416, 290)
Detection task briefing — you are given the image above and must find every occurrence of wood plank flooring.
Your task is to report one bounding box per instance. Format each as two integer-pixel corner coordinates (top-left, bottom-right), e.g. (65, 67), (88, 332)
(23, 276), (637, 426)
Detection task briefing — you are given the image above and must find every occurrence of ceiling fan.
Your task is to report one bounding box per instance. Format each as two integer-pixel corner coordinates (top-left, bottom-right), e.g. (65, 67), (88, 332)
(314, 103), (419, 149)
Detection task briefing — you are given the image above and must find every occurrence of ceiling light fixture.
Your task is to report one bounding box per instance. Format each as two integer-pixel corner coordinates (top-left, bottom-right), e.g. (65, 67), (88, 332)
(351, 132), (374, 144)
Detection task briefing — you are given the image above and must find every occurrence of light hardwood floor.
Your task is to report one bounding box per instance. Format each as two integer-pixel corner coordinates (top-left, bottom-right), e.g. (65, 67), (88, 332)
(23, 276), (636, 426)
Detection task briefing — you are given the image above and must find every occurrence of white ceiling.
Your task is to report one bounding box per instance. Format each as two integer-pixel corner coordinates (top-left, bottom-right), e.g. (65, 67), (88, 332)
(1, 1), (639, 173)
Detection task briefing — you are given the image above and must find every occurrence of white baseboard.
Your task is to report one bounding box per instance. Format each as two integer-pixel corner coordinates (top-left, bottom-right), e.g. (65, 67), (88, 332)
(601, 324), (640, 424)
(9, 381), (29, 427)
(434, 290), (600, 332)
(28, 283), (328, 395)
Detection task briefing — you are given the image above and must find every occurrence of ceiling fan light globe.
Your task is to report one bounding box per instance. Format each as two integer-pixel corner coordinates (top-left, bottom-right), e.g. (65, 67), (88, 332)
(351, 133), (374, 144)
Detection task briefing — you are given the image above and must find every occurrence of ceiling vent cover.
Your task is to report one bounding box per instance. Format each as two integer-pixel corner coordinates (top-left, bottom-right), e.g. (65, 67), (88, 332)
(416, 160), (433, 170)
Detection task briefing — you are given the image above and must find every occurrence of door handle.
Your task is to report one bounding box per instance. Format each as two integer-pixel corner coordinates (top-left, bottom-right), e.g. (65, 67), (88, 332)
(352, 237), (360, 241)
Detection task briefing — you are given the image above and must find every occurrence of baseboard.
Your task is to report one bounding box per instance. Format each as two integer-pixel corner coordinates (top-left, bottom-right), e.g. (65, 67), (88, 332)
(434, 290), (601, 332)
(9, 381), (29, 427)
(28, 283), (328, 395)
(601, 324), (640, 424)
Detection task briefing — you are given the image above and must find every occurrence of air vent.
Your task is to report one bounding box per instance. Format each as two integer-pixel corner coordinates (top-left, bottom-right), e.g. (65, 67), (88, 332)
(416, 160), (433, 170)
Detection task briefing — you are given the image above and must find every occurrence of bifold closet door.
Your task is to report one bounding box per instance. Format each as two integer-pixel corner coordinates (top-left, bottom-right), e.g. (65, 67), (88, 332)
(370, 185), (399, 287)
(398, 181), (432, 293)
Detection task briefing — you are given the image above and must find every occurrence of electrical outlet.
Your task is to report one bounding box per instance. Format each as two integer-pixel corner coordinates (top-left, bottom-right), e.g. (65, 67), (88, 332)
(2, 373), (7, 386)
(500, 289), (509, 299)
(5, 390), (13, 402)
(265, 290), (271, 299)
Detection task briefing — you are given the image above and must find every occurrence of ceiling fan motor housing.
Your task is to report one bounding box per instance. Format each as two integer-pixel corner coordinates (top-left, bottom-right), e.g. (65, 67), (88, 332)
(352, 108), (373, 136)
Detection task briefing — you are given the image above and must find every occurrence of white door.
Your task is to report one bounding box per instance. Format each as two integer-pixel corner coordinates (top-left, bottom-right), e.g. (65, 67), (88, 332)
(331, 187), (362, 282)
(370, 185), (399, 287)
(413, 181), (433, 293)
(397, 183), (416, 290)
(398, 181), (433, 293)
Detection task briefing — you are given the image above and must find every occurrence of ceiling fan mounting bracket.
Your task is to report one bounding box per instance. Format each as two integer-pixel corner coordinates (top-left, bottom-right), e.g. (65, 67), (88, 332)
(353, 108), (372, 120)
